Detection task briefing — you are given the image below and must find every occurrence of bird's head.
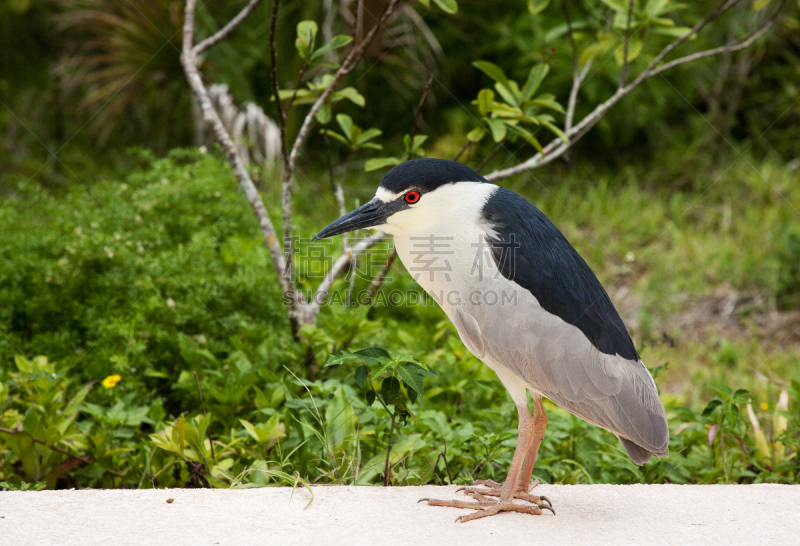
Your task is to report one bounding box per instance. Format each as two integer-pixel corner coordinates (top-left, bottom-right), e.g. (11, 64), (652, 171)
(312, 158), (490, 241)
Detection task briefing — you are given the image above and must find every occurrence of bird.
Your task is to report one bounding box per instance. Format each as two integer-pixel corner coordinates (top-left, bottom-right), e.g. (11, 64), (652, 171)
(313, 158), (669, 522)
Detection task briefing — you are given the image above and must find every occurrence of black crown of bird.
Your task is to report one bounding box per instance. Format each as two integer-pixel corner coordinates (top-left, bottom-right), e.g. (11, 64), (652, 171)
(315, 158), (668, 522)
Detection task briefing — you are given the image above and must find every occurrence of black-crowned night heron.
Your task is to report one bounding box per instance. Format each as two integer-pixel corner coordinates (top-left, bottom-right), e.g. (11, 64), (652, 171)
(313, 158), (669, 522)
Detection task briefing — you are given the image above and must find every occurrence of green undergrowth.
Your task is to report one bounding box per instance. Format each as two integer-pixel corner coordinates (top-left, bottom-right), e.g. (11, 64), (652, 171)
(1, 148), (798, 490)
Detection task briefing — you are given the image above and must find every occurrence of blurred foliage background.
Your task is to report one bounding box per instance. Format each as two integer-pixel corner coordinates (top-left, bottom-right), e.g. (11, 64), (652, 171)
(1, 0), (799, 490)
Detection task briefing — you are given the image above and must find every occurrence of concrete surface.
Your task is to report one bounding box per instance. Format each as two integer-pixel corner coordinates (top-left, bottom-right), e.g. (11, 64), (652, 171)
(1, 484), (798, 545)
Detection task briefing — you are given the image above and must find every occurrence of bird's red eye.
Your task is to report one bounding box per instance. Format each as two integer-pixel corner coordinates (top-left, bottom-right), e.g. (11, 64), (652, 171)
(404, 191), (421, 204)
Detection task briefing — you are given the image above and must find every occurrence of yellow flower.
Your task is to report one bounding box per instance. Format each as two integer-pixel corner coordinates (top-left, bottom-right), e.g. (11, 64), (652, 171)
(760, 402), (769, 411)
(102, 374), (122, 388)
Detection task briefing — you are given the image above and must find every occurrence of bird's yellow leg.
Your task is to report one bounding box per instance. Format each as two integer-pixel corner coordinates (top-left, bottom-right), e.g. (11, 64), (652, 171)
(419, 403), (552, 522)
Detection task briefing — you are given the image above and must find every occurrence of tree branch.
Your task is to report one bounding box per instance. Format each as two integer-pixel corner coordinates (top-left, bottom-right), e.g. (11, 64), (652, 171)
(193, 0), (264, 55)
(364, 248), (397, 305)
(181, 0), (294, 301)
(619, 0), (635, 88)
(305, 232), (386, 322)
(486, 0), (782, 182)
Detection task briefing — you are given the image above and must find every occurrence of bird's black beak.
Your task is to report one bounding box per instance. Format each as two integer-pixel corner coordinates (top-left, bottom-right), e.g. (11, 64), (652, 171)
(312, 198), (395, 241)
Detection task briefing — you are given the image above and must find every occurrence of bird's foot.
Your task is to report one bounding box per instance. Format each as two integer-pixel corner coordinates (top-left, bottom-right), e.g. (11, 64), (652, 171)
(456, 478), (554, 512)
(418, 495), (548, 523)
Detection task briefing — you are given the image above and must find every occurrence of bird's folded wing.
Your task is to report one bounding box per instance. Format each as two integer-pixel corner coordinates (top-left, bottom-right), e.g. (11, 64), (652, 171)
(457, 305), (669, 458)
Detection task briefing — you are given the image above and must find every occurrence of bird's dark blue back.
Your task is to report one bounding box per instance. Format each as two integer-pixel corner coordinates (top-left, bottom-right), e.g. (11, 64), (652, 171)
(481, 187), (639, 362)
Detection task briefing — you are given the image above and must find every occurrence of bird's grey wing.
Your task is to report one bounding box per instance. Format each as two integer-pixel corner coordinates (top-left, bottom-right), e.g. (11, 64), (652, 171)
(470, 305), (669, 462)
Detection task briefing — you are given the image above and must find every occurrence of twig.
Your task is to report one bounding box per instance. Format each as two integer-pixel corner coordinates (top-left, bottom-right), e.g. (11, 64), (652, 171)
(619, 0), (635, 88)
(475, 138), (505, 173)
(304, 232), (385, 322)
(285, 62), (310, 118)
(364, 248), (397, 305)
(486, 0), (783, 182)
(0, 426), (90, 464)
(194, 0), (263, 55)
(562, 0), (594, 135)
(384, 412), (397, 486)
(433, 439), (453, 484)
(192, 371), (216, 462)
(453, 140), (471, 162)
(407, 74), (434, 160)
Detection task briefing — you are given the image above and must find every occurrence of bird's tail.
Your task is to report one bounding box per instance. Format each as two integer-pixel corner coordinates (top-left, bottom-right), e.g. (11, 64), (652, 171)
(619, 437), (669, 465)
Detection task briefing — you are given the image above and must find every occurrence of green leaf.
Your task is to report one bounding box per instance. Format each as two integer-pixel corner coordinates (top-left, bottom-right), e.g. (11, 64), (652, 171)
(544, 20), (589, 43)
(725, 402), (739, 427)
(355, 365), (369, 388)
(645, 0), (668, 15)
(355, 347), (391, 361)
(411, 134), (428, 152)
(732, 389), (753, 403)
(598, 0), (628, 12)
(530, 94), (565, 114)
(310, 35), (353, 61)
(172, 415), (185, 446)
(432, 0), (458, 14)
(579, 37), (616, 65)
(710, 384), (733, 399)
(336, 114), (354, 141)
(332, 87), (365, 107)
(753, 0), (770, 11)
(702, 398), (723, 416)
(398, 365), (426, 397)
(417, 0), (430, 7)
(522, 64), (549, 100)
(326, 386), (356, 453)
(315, 102), (332, 125)
(466, 126), (486, 142)
(614, 38), (643, 66)
(542, 120), (568, 143)
(366, 390), (376, 406)
(527, 0), (550, 15)
(506, 123), (544, 155)
(477, 89), (495, 115)
(356, 128), (383, 145)
(381, 377), (401, 404)
(473, 61), (512, 93)
(365, 157), (402, 171)
(485, 118), (507, 142)
(319, 128), (350, 147)
(493, 80), (521, 108)
(295, 20), (318, 60)
(653, 26), (694, 38)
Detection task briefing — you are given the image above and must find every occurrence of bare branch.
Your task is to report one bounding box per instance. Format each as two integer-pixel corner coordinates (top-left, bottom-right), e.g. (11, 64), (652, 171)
(364, 248), (397, 305)
(619, 0), (635, 88)
(305, 232), (386, 322)
(453, 140), (471, 162)
(269, 0), (288, 162)
(640, 10), (780, 81)
(486, 0), (783, 182)
(181, 0), (293, 300)
(476, 138), (506, 173)
(407, 74), (435, 160)
(194, 0), (263, 55)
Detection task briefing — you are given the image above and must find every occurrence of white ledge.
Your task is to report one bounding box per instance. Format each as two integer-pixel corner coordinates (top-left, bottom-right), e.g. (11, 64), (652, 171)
(2, 484), (798, 545)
